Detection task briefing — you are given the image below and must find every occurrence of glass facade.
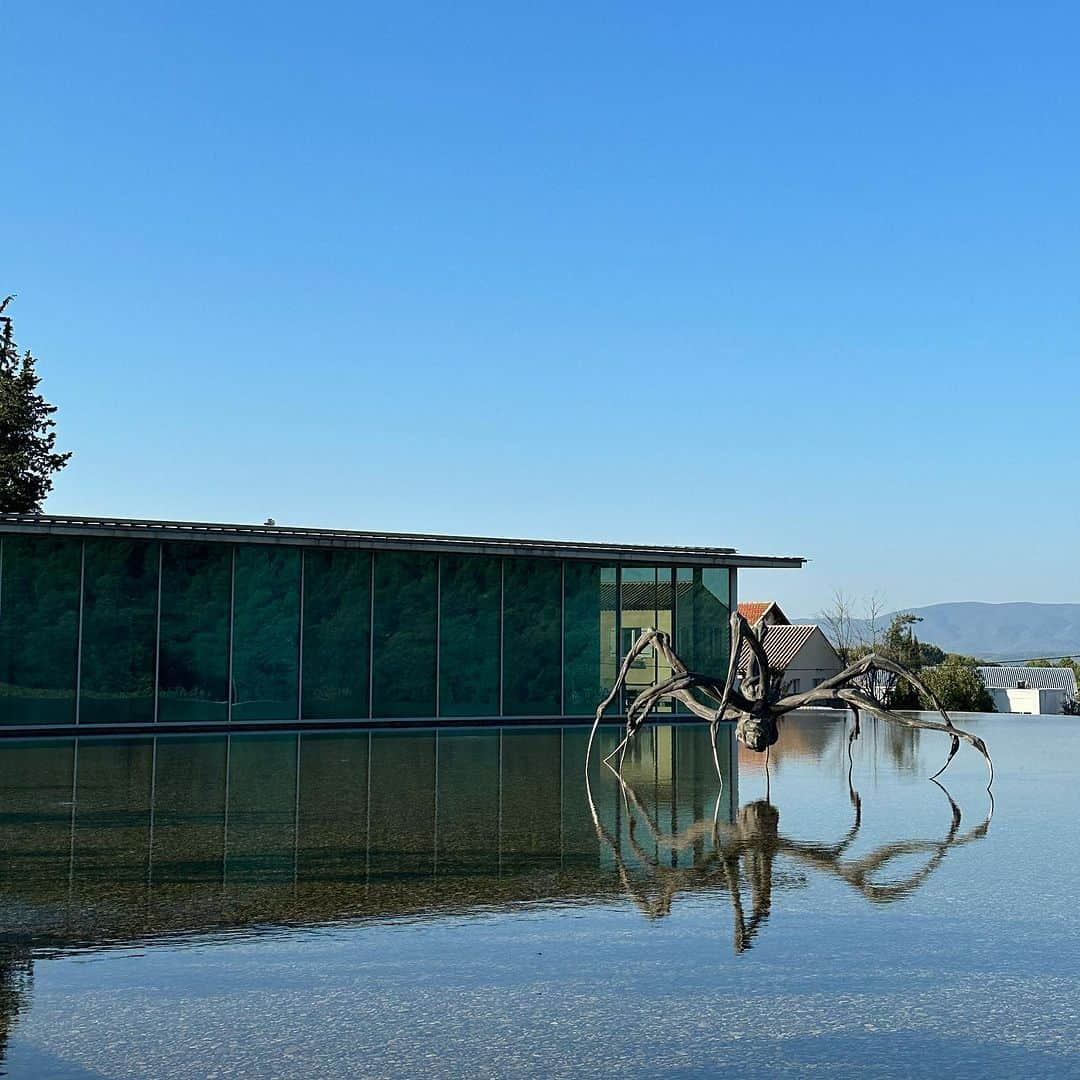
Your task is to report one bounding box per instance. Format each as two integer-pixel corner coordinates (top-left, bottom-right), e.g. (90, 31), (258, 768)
(79, 539), (158, 725)
(0, 530), (735, 726)
(158, 542), (231, 724)
(502, 557), (562, 716)
(438, 555), (500, 717)
(0, 535), (81, 725)
(371, 552), (438, 718)
(301, 549), (371, 720)
(231, 546), (301, 721)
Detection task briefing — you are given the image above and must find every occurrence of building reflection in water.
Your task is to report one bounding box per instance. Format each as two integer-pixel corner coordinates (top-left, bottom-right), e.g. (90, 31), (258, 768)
(0, 725), (730, 951)
(0, 720), (992, 1057)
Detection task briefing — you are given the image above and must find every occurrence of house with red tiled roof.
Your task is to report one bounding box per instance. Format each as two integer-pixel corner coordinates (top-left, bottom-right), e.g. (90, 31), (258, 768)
(737, 601), (789, 629)
(737, 601), (843, 697)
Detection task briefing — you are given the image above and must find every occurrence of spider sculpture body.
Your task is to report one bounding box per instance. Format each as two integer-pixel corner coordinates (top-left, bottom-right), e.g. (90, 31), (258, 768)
(585, 612), (993, 786)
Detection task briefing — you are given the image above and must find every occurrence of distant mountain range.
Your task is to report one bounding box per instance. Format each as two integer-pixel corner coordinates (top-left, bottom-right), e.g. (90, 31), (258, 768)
(799, 602), (1080, 662)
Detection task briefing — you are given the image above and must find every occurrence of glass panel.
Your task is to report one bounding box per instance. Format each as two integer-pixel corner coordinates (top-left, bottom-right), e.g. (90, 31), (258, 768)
(439, 555), (500, 717)
(231, 546), (301, 722)
(675, 567), (731, 712)
(301, 550), (371, 720)
(501, 558), (561, 717)
(0, 535), (80, 725)
(655, 568), (675, 714)
(79, 539), (158, 725)
(563, 562), (618, 717)
(371, 552), (437, 719)
(158, 543), (231, 724)
(620, 567), (657, 713)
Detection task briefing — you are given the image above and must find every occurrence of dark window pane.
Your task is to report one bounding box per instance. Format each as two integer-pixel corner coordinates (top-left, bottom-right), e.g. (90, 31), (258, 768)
(301, 550), (371, 720)
(675, 567), (730, 712)
(439, 555), (500, 717)
(563, 562), (618, 717)
(371, 552), (437, 718)
(80, 539), (158, 725)
(0, 535), (80, 725)
(502, 558), (561, 716)
(231, 546), (300, 721)
(158, 543), (231, 724)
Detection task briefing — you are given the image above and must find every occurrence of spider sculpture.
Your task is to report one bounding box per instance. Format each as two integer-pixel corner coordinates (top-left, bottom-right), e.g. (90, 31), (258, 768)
(585, 612), (993, 786)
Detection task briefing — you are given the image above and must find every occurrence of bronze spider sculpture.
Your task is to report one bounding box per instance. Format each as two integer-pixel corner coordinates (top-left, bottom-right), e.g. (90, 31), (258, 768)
(586, 612), (993, 786)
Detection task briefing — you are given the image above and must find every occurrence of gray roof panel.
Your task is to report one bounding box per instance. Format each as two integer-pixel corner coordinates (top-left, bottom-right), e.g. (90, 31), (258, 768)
(0, 513), (805, 569)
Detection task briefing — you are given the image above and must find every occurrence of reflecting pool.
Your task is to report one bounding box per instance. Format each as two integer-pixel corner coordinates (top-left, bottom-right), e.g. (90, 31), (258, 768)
(0, 714), (1077, 1078)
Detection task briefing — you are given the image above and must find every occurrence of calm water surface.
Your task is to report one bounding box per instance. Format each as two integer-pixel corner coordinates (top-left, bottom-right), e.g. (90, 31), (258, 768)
(0, 714), (1076, 1078)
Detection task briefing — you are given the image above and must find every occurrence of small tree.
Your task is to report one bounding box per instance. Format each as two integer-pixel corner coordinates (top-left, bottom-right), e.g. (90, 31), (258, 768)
(919, 655), (995, 713)
(0, 297), (71, 512)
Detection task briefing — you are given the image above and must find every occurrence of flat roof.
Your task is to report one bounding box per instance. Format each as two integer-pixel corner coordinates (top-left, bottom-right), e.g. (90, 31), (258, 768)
(0, 513), (805, 569)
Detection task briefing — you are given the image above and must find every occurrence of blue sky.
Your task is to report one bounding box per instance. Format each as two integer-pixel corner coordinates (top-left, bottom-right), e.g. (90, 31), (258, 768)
(5, 3), (1078, 613)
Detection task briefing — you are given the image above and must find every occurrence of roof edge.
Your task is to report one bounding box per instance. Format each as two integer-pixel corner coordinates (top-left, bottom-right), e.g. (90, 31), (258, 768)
(0, 513), (806, 569)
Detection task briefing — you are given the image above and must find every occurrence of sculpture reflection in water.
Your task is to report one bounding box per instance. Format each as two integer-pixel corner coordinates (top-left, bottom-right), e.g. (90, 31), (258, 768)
(586, 758), (993, 953)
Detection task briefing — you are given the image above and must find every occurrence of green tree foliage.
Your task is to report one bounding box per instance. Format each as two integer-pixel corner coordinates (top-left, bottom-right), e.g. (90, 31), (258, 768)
(0, 298), (71, 512)
(918, 654), (995, 712)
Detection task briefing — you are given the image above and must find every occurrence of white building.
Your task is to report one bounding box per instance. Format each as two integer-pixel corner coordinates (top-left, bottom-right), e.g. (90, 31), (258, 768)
(737, 601), (844, 696)
(977, 666), (1077, 715)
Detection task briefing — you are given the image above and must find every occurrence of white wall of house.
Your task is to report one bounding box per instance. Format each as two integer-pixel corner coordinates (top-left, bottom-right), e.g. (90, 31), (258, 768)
(987, 687), (1068, 714)
(781, 629), (845, 695)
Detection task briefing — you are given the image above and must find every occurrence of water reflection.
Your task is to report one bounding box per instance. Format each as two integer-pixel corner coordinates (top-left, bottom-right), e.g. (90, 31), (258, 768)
(0, 726), (731, 953)
(590, 759), (992, 952)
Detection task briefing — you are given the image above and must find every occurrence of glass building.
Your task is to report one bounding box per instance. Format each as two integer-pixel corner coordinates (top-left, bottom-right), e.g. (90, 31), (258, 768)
(0, 515), (803, 730)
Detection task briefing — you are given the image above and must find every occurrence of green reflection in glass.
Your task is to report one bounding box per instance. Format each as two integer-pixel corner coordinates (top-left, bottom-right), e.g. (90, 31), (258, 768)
(502, 558), (562, 716)
(301, 550), (371, 720)
(675, 567), (730, 712)
(372, 552), (437, 718)
(0, 535), (80, 725)
(231, 546), (300, 721)
(79, 539), (158, 725)
(439, 555), (500, 717)
(158, 543), (231, 723)
(563, 562), (618, 717)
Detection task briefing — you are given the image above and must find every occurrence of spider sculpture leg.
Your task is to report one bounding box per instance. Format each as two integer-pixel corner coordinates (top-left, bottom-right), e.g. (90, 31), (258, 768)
(773, 654), (993, 787)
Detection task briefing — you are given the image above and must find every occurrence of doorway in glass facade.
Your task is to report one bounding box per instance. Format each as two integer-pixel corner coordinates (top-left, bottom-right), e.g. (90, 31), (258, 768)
(0, 516), (803, 730)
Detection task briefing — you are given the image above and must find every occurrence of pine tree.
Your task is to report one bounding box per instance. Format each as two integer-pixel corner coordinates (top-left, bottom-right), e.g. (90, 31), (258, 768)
(0, 296), (71, 512)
